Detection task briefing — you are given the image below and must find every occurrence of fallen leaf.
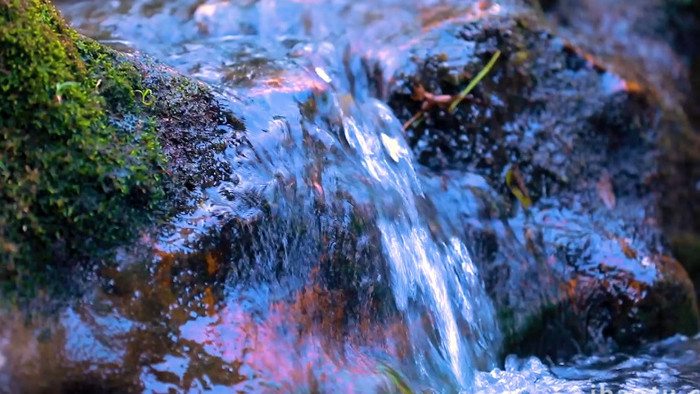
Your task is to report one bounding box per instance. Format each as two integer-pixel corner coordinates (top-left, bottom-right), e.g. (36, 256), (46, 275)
(205, 252), (218, 276)
(618, 238), (637, 259)
(506, 165), (532, 209)
(596, 170), (616, 210)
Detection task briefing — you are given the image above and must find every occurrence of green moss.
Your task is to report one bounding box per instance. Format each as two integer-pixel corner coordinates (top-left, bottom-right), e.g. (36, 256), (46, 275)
(0, 0), (167, 295)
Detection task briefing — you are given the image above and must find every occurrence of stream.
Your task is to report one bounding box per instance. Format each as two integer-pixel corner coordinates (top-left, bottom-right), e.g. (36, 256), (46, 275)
(5, 0), (700, 392)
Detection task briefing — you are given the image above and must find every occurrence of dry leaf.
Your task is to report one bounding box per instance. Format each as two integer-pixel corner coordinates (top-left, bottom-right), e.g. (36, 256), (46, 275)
(506, 165), (532, 209)
(596, 170), (616, 210)
(618, 238), (637, 259)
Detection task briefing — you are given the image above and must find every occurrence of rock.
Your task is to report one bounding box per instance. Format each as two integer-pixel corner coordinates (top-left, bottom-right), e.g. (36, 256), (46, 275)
(421, 171), (698, 360)
(388, 0), (699, 359)
(0, 196), (398, 392)
(0, 0), (243, 298)
(541, 0), (700, 300)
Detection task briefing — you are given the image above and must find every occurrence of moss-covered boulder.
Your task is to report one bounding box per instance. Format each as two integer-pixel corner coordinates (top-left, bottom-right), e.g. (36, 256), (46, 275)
(0, 0), (243, 296)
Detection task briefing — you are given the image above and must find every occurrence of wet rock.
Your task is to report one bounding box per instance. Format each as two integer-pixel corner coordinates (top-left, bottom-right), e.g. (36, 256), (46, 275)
(540, 0), (700, 301)
(0, 187), (401, 393)
(130, 57), (245, 211)
(157, 187), (395, 323)
(420, 169), (697, 360)
(389, 1), (699, 359)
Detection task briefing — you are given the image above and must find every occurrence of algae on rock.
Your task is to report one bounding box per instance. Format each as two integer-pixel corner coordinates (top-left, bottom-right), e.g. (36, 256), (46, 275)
(0, 0), (243, 296)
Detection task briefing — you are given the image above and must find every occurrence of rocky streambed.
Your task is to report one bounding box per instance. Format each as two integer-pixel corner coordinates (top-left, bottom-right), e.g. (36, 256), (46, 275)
(1, 0), (700, 392)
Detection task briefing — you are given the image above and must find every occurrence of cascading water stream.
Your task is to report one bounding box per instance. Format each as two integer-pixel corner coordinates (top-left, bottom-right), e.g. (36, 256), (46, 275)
(52, 0), (503, 390)
(337, 94), (499, 386)
(240, 5), (504, 385)
(212, 36), (502, 388)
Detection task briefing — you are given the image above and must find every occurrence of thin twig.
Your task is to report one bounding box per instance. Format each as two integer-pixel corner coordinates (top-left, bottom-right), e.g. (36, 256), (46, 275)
(402, 110), (424, 131)
(448, 50), (501, 113)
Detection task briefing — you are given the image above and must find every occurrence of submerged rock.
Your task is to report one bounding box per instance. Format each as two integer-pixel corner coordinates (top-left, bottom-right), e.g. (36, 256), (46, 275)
(388, 0), (700, 359)
(0, 201), (398, 393)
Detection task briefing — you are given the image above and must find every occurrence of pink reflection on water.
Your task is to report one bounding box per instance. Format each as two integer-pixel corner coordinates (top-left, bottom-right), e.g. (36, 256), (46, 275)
(177, 294), (397, 391)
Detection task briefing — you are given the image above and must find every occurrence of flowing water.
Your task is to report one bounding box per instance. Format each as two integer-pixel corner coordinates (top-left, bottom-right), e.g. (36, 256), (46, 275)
(4, 0), (700, 392)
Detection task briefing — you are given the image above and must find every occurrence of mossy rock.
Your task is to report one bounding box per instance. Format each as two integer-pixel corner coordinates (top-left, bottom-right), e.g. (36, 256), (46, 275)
(0, 0), (243, 298)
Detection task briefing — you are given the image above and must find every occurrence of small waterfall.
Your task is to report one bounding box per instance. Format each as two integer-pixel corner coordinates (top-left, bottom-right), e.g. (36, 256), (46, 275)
(136, 0), (503, 386)
(256, 39), (503, 387)
(337, 94), (500, 387)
